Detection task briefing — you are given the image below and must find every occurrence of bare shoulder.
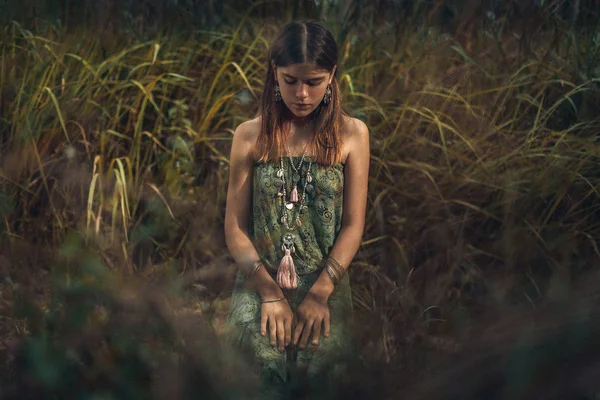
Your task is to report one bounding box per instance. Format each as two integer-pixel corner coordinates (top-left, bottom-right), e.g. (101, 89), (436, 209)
(231, 117), (261, 161)
(342, 115), (369, 139)
(341, 116), (370, 163)
(234, 116), (261, 145)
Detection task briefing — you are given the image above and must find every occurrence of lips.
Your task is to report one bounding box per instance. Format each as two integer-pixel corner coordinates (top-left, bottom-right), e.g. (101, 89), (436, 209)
(294, 103), (310, 108)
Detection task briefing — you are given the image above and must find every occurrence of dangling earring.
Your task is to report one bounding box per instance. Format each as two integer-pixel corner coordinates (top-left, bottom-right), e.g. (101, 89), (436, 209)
(274, 84), (282, 102)
(322, 84), (332, 105)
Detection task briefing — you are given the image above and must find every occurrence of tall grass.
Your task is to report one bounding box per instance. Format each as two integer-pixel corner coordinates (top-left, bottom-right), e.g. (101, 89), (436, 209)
(1, 4), (600, 398)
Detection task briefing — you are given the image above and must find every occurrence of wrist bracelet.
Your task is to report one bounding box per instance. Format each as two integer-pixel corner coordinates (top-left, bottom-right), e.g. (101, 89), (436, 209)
(328, 256), (344, 272)
(325, 264), (339, 285)
(261, 296), (285, 304)
(326, 257), (344, 281)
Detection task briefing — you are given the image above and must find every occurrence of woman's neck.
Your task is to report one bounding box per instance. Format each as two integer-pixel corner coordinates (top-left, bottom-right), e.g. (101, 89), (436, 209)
(291, 115), (312, 128)
(282, 108), (314, 129)
(284, 119), (314, 141)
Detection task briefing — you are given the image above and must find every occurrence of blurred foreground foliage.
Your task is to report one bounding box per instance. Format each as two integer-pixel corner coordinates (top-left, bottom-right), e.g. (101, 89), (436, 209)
(1, 0), (600, 398)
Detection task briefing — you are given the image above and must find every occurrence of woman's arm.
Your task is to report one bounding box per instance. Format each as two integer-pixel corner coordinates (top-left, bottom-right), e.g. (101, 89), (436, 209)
(224, 119), (283, 301)
(225, 119), (293, 352)
(292, 117), (370, 348)
(309, 117), (370, 301)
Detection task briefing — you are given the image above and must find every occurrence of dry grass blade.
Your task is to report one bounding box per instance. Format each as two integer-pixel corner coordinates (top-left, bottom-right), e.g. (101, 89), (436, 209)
(147, 183), (176, 221)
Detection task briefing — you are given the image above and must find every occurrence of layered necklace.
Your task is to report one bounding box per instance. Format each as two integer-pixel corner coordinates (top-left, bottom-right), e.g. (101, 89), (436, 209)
(277, 143), (313, 229)
(274, 127), (315, 289)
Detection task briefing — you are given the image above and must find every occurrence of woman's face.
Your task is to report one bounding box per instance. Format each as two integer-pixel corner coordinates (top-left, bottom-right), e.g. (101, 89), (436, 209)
(274, 62), (336, 118)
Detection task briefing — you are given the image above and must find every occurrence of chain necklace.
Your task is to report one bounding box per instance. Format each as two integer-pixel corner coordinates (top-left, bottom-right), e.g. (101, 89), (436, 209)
(276, 134), (314, 230)
(273, 126), (315, 289)
(286, 138), (310, 192)
(277, 156), (313, 230)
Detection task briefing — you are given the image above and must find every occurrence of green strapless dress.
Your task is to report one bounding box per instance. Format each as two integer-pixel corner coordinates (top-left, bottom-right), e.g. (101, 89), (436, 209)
(225, 157), (355, 397)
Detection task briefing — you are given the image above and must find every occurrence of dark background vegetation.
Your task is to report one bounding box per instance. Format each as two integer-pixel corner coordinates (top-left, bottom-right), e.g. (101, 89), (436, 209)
(1, 0), (600, 398)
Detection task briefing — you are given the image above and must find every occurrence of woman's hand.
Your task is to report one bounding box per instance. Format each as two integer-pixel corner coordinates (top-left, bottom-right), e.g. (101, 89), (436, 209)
(260, 296), (293, 353)
(251, 264), (293, 352)
(292, 292), (331, 349)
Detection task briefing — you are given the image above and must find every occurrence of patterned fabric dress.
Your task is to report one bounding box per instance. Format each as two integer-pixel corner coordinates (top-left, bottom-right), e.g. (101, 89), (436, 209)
(225, 157), (355, 398)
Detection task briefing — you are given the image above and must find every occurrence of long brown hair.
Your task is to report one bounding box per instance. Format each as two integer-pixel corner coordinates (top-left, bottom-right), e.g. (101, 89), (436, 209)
(255, 20), (345, 167)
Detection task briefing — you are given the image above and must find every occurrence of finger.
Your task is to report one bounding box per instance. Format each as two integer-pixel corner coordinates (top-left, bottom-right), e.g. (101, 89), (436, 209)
(299, 320), (314, 349)
(277, 319), (285, 352)
(324, 313), (331, 338)
(269, 316), (277, 347)
(285, 316), (292, 347)
(311, 318), (322, 346)
(293, 320), (304, 345)
(260, 307), (267, 336)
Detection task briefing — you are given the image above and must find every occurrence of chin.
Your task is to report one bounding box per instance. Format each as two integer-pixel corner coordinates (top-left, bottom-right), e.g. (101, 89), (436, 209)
(288, 106), (317, 118)
(291, 110), (312, 118)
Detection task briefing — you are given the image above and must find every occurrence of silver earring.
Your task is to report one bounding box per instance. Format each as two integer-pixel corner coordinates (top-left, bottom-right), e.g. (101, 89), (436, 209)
(274, 84), (282, 102)
(323, 84), (332, 104)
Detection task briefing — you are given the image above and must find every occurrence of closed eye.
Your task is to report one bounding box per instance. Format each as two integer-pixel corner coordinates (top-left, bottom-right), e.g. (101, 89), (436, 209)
(284, 79), (324, 86)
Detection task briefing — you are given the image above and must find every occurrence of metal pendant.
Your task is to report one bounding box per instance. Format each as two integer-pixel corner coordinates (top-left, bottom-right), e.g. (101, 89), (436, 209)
(306, 184), (314, 194)
(292, 173), (300, 183)
(285, 202), (294, 210)
(277, 169), (284, 178)
(307, 173), (313, 183)
(282, 233), (296, 252)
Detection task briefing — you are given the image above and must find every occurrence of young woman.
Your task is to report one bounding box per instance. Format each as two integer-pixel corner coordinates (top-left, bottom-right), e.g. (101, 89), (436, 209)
(224, 20), (369, 396)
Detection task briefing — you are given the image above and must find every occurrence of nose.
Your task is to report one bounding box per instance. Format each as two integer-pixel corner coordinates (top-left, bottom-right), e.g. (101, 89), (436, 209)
(296, 83), (308, 100)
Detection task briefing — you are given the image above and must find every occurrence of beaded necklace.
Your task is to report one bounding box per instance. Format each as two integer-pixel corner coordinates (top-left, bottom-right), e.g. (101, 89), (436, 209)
(274, 129), (315, 289)
(277, 153), (313, 229)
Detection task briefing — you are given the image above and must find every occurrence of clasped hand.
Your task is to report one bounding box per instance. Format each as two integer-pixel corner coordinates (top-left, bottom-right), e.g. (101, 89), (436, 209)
(293, 292), (330, 349)
(261, 292), (330, 352)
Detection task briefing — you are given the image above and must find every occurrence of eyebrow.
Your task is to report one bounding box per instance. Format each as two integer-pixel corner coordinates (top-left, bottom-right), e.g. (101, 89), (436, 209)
(282, 73), (325, 81)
